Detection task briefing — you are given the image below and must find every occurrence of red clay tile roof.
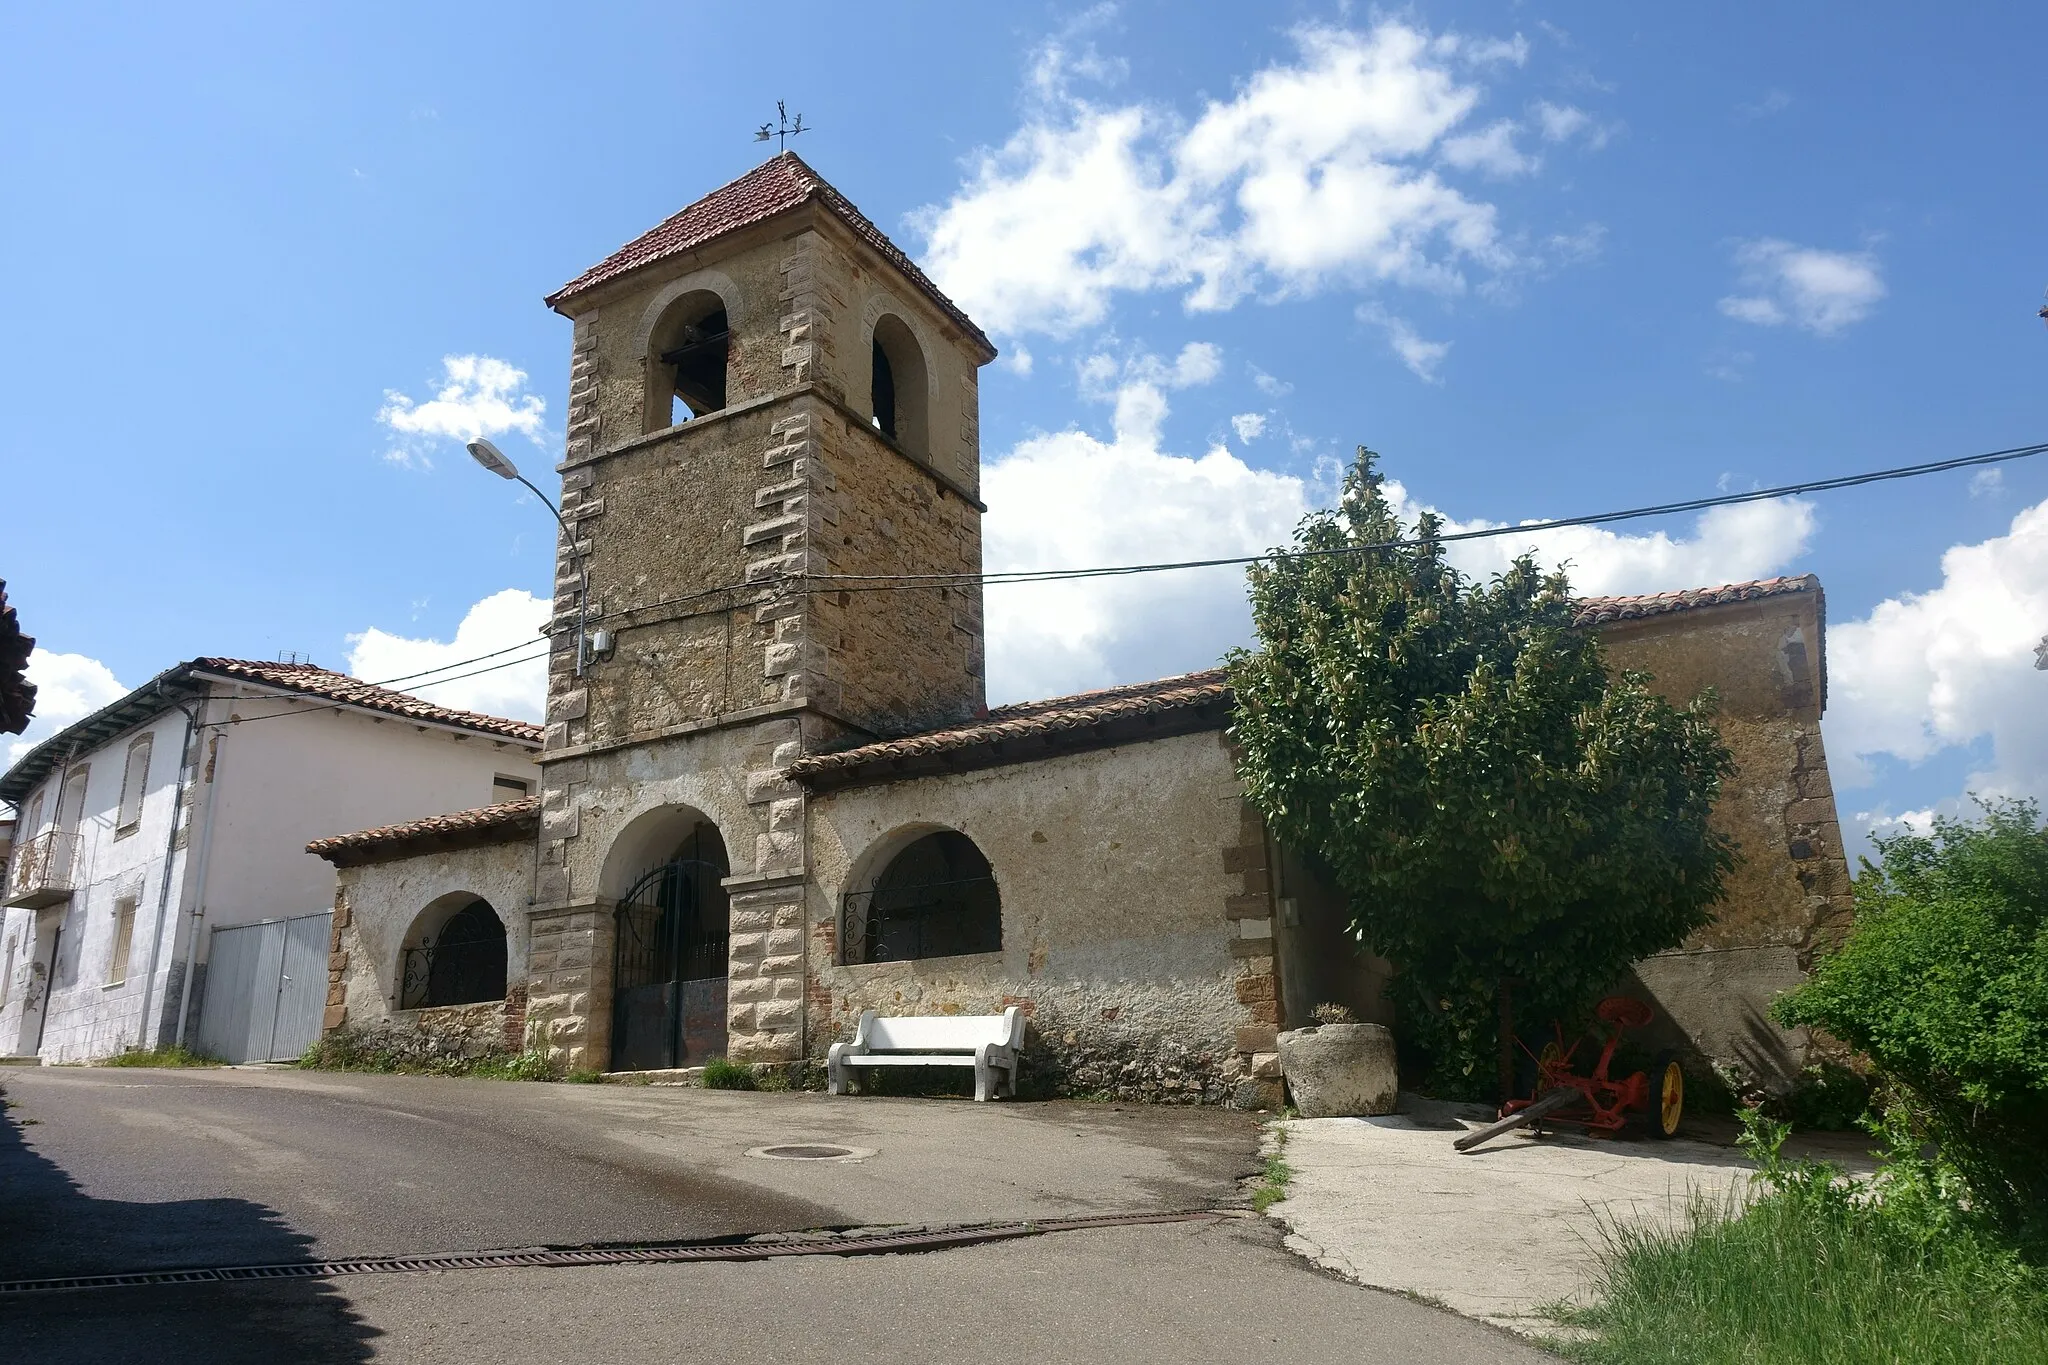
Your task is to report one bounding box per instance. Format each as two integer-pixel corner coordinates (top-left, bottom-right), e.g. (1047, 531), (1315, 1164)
(545, 152), (994, 358)
(785, 670), (1231, 790)
(1569, 574), (1819, 627)
(790, 576), (1827, 790)
(307, 797), (539, 866)
(189, 658), (544, 743)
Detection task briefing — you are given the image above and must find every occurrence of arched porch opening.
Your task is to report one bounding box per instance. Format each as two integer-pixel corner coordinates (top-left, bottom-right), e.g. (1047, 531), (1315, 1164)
(604, 807), (732, 1071)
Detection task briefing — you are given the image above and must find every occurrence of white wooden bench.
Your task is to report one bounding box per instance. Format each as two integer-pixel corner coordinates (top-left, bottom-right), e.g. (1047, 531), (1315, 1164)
(826, 1007), (1026, 1102)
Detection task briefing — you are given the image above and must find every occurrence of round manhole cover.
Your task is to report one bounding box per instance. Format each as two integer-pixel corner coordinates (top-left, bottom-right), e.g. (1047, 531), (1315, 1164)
(745, 1143), (876, 1162)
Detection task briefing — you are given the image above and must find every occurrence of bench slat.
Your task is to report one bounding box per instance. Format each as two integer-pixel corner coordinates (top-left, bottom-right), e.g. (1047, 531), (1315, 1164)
(867, 1017), (1010, 1051)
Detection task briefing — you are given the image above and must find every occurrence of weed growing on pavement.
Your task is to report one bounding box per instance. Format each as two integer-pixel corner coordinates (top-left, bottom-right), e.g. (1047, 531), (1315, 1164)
(299, 1027), (561, 1081)
(96, 1046), (221, 1068)
(1550, 1111), (2048, 1364)
(700, 1057), (757, 1090)
(563, 1069), (606, 1084)
(1251, 1125), (1293, 1213)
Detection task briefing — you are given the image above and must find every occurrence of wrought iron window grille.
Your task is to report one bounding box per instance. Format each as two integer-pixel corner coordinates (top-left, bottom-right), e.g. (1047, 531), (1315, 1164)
(842, 874), (1001, 965)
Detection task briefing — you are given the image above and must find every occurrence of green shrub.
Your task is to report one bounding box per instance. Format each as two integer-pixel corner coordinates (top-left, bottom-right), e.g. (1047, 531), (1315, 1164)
(1554, 1109), (2048, 1362)
(699, 1057), (757, 1090)
(1776, 798), (2048, 1243)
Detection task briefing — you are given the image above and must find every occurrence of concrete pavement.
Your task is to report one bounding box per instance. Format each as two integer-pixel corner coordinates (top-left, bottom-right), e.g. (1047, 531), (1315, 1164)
(1266, 1107), (1879, 1336)
(0, 1067), (1562, 1363)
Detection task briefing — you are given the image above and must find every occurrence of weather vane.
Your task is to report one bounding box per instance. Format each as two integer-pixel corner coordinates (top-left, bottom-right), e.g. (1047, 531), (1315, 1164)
(755, 101), (809, 153)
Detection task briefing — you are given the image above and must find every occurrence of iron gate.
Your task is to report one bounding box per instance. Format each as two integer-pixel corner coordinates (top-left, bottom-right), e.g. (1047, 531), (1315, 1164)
(610, 858), (729, 1071)
(194, 913), (331, 1063)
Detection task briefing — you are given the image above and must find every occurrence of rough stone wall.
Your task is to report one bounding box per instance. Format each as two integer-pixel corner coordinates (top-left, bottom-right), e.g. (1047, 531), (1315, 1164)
(1593, 593), (1853, 958)
(805, 731), (1278, 1104)
(326, 838), (534, 1044)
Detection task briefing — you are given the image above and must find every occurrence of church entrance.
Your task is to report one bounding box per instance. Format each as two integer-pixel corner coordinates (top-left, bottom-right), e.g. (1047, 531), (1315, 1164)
(610, 822), (730, 1072)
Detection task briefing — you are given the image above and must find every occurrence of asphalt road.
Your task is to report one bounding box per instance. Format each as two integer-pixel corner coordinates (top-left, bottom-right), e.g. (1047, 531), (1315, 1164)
(0, 1066), (1559, 1363)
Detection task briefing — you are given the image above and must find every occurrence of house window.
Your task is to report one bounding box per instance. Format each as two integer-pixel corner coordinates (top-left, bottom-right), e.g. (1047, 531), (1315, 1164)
(843, 830), (1000, 965)
(108, 897), (137, 985)
(116, 734), (154, 835)
(493, 775), (532, 802)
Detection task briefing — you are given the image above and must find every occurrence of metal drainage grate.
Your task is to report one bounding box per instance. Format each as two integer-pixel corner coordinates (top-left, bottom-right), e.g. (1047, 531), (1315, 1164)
(748, 1143), (869, 1161)
(0, 1210), (1219, 1296)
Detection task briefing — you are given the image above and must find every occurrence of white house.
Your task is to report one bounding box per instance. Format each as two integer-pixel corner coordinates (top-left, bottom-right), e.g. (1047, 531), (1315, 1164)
(0, 657), (540, 1063)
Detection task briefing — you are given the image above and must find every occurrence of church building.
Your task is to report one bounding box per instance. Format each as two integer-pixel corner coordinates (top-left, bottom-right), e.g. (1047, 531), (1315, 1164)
(308, 155), (1855, 1102)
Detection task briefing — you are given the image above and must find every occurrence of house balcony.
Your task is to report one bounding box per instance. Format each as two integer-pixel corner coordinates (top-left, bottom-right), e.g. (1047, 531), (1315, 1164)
(4, 830), (80, 909)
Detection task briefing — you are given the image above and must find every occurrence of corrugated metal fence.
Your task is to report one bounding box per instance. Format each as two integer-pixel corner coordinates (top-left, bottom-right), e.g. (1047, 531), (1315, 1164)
(194, 913), (330, 1063)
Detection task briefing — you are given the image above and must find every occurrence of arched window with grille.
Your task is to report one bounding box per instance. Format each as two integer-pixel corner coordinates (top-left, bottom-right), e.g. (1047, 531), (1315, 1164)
(399, 896), (508, 1009)
(844, 830), (1000, 965)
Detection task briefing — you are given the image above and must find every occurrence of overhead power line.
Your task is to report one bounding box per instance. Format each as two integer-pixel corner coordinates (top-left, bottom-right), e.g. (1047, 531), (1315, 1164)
(810, 439), (2048, 590)
(197, 435), (2048, 719)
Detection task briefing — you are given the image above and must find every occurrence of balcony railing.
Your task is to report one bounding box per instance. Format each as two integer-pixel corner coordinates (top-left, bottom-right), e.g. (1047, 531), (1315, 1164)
(5, 829), (81, 909)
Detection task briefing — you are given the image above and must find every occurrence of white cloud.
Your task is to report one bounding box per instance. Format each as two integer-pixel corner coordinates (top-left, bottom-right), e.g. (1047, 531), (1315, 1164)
(6, 651), (128, 769)
(1970, 468), (2004, 498)
(981, 367), (1817, 703)
(1737, 90), (1793, 120)
(1424, 496), (1816, 596)
(345, 589), (551, 724)
(1252, 368), (1293, 397)
(920, 21), (1568, 337)
(1359, 303), (1453, 381)
(1718, 239), (1885, 336)
(1441, 119), (1538, 178)
(1825, 498), (2048, 800)
(377, 355), (547, 469)
(1231, 412), (1268, 442)
(1531, 100), (1612, 147)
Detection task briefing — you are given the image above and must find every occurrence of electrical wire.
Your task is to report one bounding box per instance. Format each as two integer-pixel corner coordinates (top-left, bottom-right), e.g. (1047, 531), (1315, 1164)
(807, 439), (2048, 590)
(160, 434), (2048, 727)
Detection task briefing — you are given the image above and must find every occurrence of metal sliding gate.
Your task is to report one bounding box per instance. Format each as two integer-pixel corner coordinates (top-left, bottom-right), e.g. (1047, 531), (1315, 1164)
(610, 858), (729, 1072)
(194, 913), (331, 1063)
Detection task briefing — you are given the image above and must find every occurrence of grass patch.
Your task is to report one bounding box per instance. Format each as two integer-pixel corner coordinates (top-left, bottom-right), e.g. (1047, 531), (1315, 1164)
(699, 1057), (757, 1091)
(298, 1028), (560, 1081)
(96, 1046), (221, 1068)
(1251, 1124), (1293, 1213)
(1551, 1113), (2048, 1364)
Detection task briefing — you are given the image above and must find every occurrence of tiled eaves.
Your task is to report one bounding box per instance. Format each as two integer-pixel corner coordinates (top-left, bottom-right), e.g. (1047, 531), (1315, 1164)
(790, 576), (1826, 792)
(786, 670), (1232, 793)
(1569, 574), (1819, 627)
(189, 658), (544, 744)
(308, 797), (540, 867)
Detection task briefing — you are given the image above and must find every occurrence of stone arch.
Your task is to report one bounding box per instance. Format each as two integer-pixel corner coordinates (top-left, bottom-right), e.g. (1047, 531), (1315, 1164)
(598, 802), (735, 904)
(398, 892), (508, 1009)
(841, 824), (1001, 965)
(861, 294), (935, 461)
(634, 269), (742, 432)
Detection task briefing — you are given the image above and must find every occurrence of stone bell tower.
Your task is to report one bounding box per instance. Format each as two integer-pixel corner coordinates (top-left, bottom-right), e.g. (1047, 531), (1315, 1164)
(521, 153), (996, 1070)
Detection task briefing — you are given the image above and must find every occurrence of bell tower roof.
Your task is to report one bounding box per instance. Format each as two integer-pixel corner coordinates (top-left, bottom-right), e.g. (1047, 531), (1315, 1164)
(544, 152), (994, 358)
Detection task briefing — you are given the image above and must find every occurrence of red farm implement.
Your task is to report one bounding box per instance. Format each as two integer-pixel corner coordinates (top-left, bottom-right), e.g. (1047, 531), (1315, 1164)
(1453, 995), (1685, 1153)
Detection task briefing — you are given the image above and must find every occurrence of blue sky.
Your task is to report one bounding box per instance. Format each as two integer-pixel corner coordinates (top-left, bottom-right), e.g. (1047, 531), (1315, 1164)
(4, 3), (2046, 855)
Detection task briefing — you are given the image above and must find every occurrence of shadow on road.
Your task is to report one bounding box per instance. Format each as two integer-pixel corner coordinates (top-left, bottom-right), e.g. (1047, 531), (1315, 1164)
(0, 1083), (379, 1364)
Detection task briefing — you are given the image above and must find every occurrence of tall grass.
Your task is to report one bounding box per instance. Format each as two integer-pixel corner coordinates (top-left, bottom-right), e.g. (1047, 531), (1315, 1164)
(1552, 1114), (2048, 1365)
(97, 1046), (220, 1068)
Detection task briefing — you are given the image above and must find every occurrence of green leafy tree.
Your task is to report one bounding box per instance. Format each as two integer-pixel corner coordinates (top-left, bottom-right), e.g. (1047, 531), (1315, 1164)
(1228, 448), (1738, 1093)
(1776, 799), (2048, 1244)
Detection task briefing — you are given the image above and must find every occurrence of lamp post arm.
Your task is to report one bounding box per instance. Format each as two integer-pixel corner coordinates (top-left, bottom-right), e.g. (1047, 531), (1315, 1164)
(511, 473), (589, 677)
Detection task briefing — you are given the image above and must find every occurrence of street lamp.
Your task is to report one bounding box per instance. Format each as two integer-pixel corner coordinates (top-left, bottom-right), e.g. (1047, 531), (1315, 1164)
(467, 438), (596, 676)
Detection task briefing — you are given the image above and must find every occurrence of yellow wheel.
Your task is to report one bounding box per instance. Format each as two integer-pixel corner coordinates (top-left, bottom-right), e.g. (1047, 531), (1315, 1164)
(1649, 1054), (1684, 1139)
